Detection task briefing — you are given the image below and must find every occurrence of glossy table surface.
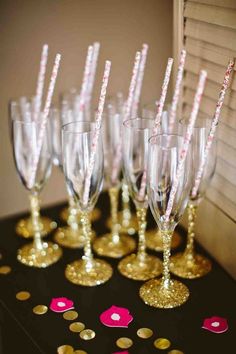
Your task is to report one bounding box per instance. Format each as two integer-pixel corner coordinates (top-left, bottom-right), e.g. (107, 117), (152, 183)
(0, 192), (236, 354)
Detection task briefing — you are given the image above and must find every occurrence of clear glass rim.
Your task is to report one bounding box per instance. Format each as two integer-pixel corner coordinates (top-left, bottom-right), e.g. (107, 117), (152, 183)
(62, 120), (95, 134)
(123, 117), (154, 131)
(149, 133), (183, 150)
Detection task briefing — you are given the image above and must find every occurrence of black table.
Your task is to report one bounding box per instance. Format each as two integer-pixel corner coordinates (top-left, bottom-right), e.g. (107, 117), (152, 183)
(0, 192), (235, 354)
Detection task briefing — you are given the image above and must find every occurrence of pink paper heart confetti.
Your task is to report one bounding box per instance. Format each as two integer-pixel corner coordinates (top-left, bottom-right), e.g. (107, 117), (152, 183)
(100, 305), (133, 328)
(202, 316), (228, 334)
(50, 297), (74, 313)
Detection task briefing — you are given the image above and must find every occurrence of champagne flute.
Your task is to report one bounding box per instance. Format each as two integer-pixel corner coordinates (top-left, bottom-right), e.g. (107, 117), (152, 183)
(118, 118), (162, 280)
(140, 134), (191, 308)
(142, 100), (182, 251)
(10, 98), (57, 239)
(93, 110), (136, 258)
(11, 100), (62, 267)
(62, 121), (112, 286)
(170, 117), (217, 278)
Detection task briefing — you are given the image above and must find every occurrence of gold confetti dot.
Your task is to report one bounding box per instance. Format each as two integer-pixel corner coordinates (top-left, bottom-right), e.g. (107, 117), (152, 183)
(57, 344), (74, 354)
(116, 337), (133, 349)
(154, 338), (171, 350)
(63, 310), (78, 321)
(80, 329), (96, 340)
(137, 327), (153, 339)
(33, 305), (48, 315)
(69, 322), (85, 333)
(168, 350), (184, 354)
(74, 351), (88, 354)
(16, 291), (31, 301)
(0, 265), (11, 275)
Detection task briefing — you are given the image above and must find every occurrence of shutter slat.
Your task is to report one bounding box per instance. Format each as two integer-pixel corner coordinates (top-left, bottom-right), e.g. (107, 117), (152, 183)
(207, 187), (236, 220)
(184, 2), (236, 30)
(190, 0), (236, 10)
(211, 173), (236, 204)
(216, 158), (236, 186)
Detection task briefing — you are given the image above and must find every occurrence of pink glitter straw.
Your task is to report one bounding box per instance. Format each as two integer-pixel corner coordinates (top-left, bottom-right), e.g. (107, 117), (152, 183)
(165, 70), (207, 222)
(168, 49), (186, 133)
(33, 44), (48, 121)
(131, 44), (148, 118)
(111, 51), (141, 183)
(152, 58), (173, 136)
(29, 54), (61, 188)
(78, 45), (94, 120)
(86, 42), (100, 107)
(83, 60), (111, 205)
(191, 59), (235, 198)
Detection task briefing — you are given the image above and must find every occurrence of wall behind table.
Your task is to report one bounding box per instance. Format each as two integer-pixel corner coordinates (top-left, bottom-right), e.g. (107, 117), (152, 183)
(0, 0), (173, 218)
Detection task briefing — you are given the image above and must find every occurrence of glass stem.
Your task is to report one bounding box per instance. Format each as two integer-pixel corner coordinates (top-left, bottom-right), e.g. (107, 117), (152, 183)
(67, 196), (79, 232)
(184, 203), (198, 260)
(161, 229), (172, 289)
(30, 192), (43, 250)
(136, 207), (147, 261)
(81, 210), (93, 271)
(121, 180), (132, 225)
(109, 186), (120, 244)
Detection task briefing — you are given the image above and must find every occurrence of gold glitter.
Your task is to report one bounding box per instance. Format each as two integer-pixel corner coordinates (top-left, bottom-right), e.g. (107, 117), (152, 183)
(0, 265), (11, 275)
(74, 351), (88, 354)
(57, 344), (74, 354)
(137, 327), (153, 339)
(146, 229), (182, 251)
(79, 329), (96, 340)
(63, 310), (78, 321)
(116, 337), (133, 349)
(168, 350), (184, 354)
(33, 305), (48, 315)
(69, 322), (85, 333)
(16, 291), (31, 301)
(154, 338), (171, 350)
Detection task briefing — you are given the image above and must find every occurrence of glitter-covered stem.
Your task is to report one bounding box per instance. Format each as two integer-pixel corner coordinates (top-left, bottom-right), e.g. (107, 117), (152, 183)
(168, 49), (186, 133)
(30, 193), (43, 250)
(161, 229), (172, 289)
(81, 210), (93, 271)
(29, 53), (61, 189)
(67, 196), (79, 231)
(33, 44), (48, 122)
(136, 206), (147, 261)
(191, 59), (235, 198)
(152, 58), (173, 136)
(109, 186), (120, 243)
(121, 180), (132, 226)
(165, 70), (207, 221)
(131, 44), (148, 118)
(83, 60), (111, 205)
(184, 203), (197, 259)
(111, 51), (141, 183)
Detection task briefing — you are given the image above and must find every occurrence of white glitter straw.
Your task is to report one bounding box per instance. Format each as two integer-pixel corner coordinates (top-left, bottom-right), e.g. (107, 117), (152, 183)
(29, 54), (61, 188)
(83, 60), (111, 205)
(168, 49), (186, 133)
(131, 43), (148, 118)
(86, 42), (100, 107)
(165, 70), (207, 221)
(191, 59), (235, 198)
(111, 51), (141, 183)
(33, 44), (48, 121)
(152, 58), (173, 136)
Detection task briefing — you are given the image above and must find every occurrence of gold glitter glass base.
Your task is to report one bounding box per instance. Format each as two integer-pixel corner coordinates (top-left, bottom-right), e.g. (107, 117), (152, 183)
(170, 252), (212, 279)
(118, 253), (162, 281)
(54, 227), (95, 249)
(60, 207), (101, 223)
(106, 211), (138, 235)
(17, 241), (62, 268)
(16, 216), (57, 238)
(146, 229), (182, 252)
(93, 234), (136, 258)
(139, 278), (189, 309)
(65, 258), (113, 286)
